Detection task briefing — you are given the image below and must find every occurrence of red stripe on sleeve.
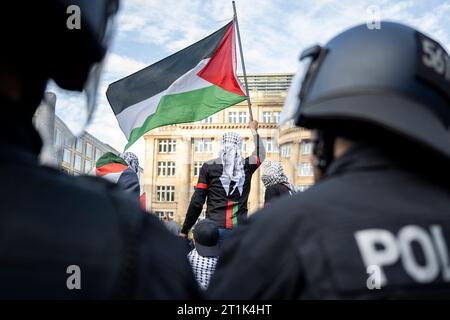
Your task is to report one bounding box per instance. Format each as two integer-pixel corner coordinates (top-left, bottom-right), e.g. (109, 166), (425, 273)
(196, 183), (208, 190)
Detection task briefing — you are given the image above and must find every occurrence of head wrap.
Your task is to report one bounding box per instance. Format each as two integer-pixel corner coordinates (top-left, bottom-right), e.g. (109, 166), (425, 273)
(122, 152), (140, 174)
(261, 161), (296, 192)
(219, 132), (245, 196)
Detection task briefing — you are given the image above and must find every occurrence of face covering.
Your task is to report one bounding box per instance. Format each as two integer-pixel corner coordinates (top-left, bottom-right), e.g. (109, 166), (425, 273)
(219, 132), (245, 196)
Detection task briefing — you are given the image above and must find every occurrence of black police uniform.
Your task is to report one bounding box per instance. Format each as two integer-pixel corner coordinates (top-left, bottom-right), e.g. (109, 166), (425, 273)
(209, 144), (450, 299)
(0, 108), (201, 299)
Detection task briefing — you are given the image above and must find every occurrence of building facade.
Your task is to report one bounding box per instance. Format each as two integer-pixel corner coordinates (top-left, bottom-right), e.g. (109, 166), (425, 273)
(33, 93), (144, 183)
(143, 73), (315, 224)
(54, 116), (120, 176)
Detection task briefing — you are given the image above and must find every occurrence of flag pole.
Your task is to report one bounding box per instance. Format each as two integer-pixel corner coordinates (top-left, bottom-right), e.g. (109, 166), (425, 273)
(232, 1), (254, 122)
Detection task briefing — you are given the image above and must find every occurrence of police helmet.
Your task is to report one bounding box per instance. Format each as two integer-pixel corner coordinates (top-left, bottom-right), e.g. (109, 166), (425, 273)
(0, 1), (119, 134)
(281, 22), (450, 160)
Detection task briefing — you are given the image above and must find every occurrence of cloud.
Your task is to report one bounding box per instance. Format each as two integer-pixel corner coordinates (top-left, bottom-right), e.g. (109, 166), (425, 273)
(55, 0), (450, 166)
(103, 53), (147, 81)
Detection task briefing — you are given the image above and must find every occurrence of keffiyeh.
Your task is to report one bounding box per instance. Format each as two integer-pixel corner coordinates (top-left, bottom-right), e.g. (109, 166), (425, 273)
(219, 132), (245, 196)
(262, 161), (296, 191)
(188, 249), (218, 290)
(122, 152), (139, 174)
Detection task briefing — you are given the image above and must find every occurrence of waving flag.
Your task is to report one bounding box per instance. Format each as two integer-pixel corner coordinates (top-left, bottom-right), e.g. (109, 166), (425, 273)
(107, 20), (246, 149)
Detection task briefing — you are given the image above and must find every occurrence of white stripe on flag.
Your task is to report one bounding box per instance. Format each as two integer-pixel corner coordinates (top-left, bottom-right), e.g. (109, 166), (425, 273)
(116, 59), (212, 139)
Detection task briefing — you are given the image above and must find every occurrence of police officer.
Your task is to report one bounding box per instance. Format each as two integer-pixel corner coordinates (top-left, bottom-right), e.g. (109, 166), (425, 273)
(0, 1), (199, 299)
(208, 22), (450, 299)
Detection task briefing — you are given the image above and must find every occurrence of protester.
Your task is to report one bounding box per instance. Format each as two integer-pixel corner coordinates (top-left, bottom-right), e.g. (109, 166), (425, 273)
(95, 151), (141, 200)
(180, 120), (265, 245)
(188, 219), (220, 290)
(0, 1), (200, 299)
(261, 161), (296, 205)
(208, 22), (450, 299)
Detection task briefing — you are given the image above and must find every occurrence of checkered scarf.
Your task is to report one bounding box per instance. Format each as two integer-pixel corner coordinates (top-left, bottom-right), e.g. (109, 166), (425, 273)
(262, 161), (295, 191)
(188, 249), (218, 290)
(219, 132), (245, 195)
(122, 152), (139, 174)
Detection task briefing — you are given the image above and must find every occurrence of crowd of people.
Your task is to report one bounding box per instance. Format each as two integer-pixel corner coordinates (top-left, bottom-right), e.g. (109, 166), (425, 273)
(1, 0), (450, 299)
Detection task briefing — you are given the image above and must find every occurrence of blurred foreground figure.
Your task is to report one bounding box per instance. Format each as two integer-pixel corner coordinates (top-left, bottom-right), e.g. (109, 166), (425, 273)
(0, 1), (199, 299)
(209, 22), (450, 299)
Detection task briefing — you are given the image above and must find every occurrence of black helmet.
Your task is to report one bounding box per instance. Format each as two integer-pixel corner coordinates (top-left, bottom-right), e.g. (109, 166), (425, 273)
(0, 0), (119, 91)
(281, 22), (450, 160)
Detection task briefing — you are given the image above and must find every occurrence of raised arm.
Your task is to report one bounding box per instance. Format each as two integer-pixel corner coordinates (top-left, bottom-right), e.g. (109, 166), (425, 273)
(249, 120), (266, 168)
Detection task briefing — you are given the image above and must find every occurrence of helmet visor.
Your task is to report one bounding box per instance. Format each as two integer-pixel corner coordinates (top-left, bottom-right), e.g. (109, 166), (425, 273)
(280, 56), (313, 127)
(280, 45), (326, 128)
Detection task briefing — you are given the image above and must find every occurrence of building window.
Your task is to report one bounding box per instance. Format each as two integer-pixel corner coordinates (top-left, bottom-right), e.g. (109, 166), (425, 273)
(155, 211), (175, 220)
(84, 160), (92, 173)
(158, 139), (176, 153)
(298, 185), (311, 192)
(239, 112), (248, 123)
(242, 140), (248, 153)
(194, 139), (213, 153)
(64, 136), (72, 147)
(63, 149), (72, 164)
(75, 139), (83, 153)
(74, 154), (82, 171)
(156, 186), (175, 202)
(200, 116), (213, 124)
(302, 141), (313, 155)
(158, 161), (176, 176)
(55, 129), (62, 147)
(167, 162), (176, 176)
(194, 161), (203, 176)
(273, 111), (281, 124)
(228, 112), (237, 124)
(86, 143), (93, 159)
(263, 137), (278, 153)
(95, 149), (102, 161)
(155, 211), (165, 220)
(263, 112), (271, 123)
(280, 144), (291, 157)
(299, 162), (314, 177)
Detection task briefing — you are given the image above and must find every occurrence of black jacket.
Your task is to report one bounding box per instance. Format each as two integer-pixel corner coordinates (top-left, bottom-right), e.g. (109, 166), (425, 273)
(0, 126), (200, 299)
(181, 134), (265, 234)
(264, 183), (292, 205)
(208, 144), (450, 299)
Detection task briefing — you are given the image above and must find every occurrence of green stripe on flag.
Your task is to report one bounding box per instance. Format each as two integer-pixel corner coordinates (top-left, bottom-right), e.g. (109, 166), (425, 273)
(232, 201), (238, 227)
(125, 85), (246, 150)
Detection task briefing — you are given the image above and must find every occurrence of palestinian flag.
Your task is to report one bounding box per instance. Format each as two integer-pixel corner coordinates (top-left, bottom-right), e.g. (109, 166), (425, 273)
(96, 152), (141, 198)
(106, 20), (247, 149)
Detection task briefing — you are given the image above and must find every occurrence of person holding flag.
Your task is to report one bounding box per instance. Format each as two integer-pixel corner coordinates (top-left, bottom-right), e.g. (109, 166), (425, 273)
(180, 120), (265, 244)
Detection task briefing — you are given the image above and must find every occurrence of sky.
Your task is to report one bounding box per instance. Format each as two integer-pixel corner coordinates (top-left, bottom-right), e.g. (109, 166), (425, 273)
(67, 0), (450, 164)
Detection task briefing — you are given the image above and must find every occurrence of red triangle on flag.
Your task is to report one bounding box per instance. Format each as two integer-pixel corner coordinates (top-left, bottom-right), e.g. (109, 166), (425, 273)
(198, 21), (246, 97)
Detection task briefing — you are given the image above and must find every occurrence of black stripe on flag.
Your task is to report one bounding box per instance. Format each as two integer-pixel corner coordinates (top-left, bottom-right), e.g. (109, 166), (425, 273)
(106, 21), (232, 116)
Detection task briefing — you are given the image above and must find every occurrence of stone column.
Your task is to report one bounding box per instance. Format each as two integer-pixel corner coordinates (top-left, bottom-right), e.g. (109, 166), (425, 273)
(177, 136), (192, 222)
(143, 136), (155, 212)
(291, 137), (301, 186)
